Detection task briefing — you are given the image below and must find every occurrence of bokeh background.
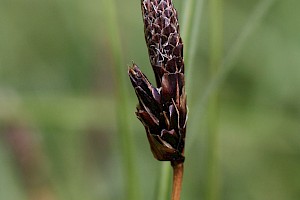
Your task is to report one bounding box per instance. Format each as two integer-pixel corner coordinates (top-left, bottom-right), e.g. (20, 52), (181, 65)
(0, 0), (300, 200)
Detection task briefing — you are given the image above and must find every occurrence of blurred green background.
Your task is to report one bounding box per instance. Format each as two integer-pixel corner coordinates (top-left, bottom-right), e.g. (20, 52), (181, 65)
(0, 0), (300, 200)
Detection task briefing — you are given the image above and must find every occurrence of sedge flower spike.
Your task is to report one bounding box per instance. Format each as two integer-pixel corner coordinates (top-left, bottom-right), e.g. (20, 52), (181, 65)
(128, 0), (187, 165)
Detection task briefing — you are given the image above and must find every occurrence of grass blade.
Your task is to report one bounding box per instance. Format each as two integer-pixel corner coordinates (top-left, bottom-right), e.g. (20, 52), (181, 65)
(156, 162), (172, 200)
(186, 0), (204, 96)
(206, 0), (223, 199)
(181, 0), (195, 46)
(104, 1), (140, 199)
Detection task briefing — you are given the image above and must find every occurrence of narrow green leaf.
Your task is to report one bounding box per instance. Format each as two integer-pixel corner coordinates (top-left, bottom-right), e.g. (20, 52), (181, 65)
(103, 1), (140, 199)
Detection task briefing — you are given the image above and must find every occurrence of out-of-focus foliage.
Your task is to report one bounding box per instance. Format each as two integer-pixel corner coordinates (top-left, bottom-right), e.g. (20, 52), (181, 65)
(0, 0), (299, 200)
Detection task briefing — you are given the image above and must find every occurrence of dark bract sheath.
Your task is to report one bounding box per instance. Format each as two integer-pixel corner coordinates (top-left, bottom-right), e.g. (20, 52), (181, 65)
(128, 0), (187, 164)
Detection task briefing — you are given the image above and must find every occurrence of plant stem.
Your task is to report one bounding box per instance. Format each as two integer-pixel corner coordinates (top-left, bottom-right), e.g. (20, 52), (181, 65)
(181, 0), (195, 48)
(157, 162), (171, 200)
(206, 96), (220, 200)
(186, 0), (204, 96)
(104, 1), (140, 199)
(207, 0), (223, 200)
(171, 162), (184, 200)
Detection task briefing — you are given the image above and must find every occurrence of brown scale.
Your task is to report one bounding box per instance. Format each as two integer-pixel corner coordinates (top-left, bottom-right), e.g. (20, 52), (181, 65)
(129, 0), (187, 163)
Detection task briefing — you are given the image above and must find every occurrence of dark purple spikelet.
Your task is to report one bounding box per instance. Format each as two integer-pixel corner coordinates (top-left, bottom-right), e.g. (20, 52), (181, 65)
(128, 0), (187, 164)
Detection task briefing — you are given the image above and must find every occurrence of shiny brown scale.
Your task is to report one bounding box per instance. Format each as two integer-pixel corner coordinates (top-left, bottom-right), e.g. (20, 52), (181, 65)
(128, 0), (187, 164)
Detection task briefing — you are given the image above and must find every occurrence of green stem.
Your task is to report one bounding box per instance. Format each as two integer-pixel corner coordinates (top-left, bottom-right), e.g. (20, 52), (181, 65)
(156, 162), (171, 200)
(181, 0), (196, 63)
(104, 1), (140, 200)
(207, 0), (223, 200)
(185, 0), (204, 99)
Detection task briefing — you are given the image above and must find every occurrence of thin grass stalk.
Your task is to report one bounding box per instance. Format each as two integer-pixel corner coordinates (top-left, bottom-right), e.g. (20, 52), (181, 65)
(181, 0), (196, 65)
(157, 162), (171, 200)
(206, 0), (223, 200)
(187, 0), (277, 151)
(104, 1), (140, 199)
(181, 1), (204, 161)
(185, 0), (204, 98)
